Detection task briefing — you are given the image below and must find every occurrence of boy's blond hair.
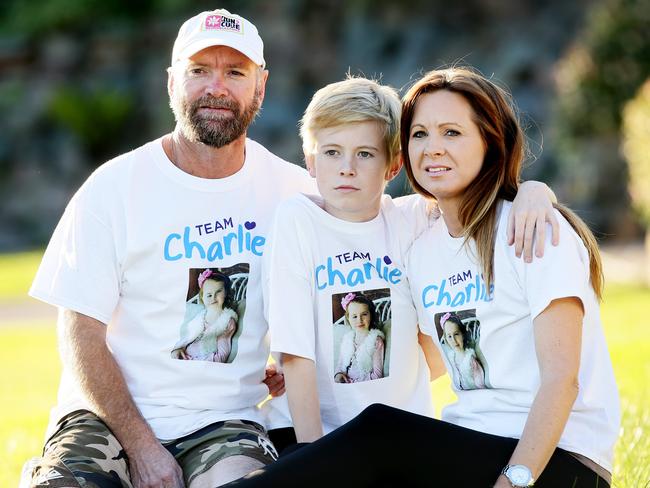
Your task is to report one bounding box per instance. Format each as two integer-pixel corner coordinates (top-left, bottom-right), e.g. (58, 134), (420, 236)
(299, 76), (401, 166)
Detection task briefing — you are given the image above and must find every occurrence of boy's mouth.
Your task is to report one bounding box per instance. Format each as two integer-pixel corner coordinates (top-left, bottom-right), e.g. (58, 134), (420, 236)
(335, 185), (360, 192)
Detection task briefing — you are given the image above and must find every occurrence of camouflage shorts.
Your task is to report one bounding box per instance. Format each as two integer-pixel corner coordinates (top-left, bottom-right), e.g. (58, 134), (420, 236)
(25, 410), (278, 488)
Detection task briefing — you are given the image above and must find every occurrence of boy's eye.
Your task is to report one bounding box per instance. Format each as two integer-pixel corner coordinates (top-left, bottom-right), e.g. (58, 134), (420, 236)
(324, 149), (339, 157)
(444, 129), (460, 137)
(411, 130), (426, 139)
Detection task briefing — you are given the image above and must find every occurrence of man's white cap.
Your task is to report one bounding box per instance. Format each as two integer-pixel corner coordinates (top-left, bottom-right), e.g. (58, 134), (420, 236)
(171, 9), (265, 68)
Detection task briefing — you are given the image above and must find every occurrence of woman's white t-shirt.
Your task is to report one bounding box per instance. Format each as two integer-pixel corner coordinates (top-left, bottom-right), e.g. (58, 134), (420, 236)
(407, 200), (619, 472)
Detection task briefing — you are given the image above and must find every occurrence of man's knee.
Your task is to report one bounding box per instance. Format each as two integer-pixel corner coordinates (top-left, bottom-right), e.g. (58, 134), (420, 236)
(33, 411), (132, 488)
(188, 455), (266, 488)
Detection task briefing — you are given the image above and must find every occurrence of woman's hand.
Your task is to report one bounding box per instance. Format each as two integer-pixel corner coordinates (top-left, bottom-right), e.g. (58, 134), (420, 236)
(508, 181), (559, 262)
(493, 474), (513, 488)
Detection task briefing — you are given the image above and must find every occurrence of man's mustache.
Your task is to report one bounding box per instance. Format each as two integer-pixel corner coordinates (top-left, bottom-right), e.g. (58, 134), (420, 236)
(192, 95), (239, 111)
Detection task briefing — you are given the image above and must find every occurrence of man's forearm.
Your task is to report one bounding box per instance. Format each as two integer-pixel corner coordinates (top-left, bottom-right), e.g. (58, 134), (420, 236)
(58, 309), (159, 454)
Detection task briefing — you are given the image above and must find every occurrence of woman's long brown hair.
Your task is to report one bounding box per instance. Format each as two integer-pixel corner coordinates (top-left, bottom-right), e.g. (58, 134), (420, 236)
(401, 67), (603, 299)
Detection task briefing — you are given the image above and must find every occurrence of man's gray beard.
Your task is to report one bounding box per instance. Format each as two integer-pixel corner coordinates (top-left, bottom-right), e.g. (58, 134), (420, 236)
(172, 90), (261, 148)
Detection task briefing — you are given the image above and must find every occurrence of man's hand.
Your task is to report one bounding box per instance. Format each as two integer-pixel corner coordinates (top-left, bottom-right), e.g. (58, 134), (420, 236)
(127, 440), (185, 488)
(507, 181), (560, 262)
(59, 309), (185, 488)
(264, 364), (286, 397)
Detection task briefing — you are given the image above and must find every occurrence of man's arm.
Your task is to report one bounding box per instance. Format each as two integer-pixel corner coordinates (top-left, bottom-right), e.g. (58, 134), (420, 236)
(59, 309), (185, 488)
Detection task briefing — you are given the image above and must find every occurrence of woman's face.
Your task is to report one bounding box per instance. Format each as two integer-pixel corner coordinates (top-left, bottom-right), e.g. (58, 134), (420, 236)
(347, 301), (371, 331)
(444, 321), (464, 352)
(408, 90), (486, 208)
(202, 279), (226, 309)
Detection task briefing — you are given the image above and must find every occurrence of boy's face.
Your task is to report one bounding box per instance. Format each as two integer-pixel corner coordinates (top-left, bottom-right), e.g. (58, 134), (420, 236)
(305, 121), (401, 222)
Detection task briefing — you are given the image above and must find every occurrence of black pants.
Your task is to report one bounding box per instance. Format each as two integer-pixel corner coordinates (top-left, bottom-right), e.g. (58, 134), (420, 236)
(226, 404), (609, 488)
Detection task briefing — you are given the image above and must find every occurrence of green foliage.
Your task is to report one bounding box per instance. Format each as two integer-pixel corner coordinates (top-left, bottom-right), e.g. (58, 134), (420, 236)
(0, 0), (190, 35)
(555, 0), (650, 137)
(622, 79), (650, 226)
(47, 86), (134, 161)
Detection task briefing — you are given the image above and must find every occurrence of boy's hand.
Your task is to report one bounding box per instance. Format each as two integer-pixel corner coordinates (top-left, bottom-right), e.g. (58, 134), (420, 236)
(508, 181), (559, 262)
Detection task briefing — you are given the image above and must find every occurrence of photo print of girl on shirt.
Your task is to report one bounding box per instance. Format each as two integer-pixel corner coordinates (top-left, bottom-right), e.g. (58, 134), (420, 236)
(170, 263), (249, 364)
(435, 309), (490, 390)
(332, 288), (391, 384)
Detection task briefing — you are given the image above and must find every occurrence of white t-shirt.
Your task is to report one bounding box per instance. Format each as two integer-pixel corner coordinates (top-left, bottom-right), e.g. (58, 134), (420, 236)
(407, 200), (620, 471)
(263, 193), (434, 434)
(30, 137), (315, 440)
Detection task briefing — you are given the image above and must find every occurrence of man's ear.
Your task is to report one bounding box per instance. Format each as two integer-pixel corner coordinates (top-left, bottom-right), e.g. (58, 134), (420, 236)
(257, 69), (269, 105)
(167, 66), (175, 99)
(385, 155), (403, 181)
(304, 152), (316, 178)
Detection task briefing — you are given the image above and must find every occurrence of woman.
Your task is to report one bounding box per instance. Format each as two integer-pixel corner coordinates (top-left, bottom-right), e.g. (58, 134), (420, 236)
(400, 67), (618, 487)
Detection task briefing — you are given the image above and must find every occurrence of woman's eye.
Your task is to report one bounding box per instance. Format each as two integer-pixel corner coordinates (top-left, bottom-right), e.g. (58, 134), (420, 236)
(411, 130), (426, 139)
(358, 151), (373, 158)
(445, 129), (460, 136)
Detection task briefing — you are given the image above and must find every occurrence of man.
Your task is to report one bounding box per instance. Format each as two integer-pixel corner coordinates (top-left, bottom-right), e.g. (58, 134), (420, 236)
(27, 9), (314, 488)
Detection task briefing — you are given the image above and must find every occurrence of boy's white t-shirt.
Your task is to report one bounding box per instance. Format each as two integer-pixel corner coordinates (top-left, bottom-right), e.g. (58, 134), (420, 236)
(263, 193), (434, 433)
(407, 200), (620, 471)
(29, 137), (315, 440)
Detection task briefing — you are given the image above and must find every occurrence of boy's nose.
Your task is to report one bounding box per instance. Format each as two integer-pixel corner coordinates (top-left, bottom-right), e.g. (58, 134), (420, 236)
(339, 158), (356, 176)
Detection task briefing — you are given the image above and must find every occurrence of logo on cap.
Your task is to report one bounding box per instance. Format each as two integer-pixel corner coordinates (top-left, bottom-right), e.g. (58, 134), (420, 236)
(204, 14), (242, 33)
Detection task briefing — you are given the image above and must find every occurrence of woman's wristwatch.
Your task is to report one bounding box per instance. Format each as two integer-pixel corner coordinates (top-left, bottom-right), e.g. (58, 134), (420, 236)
(502, 464), (535, 487)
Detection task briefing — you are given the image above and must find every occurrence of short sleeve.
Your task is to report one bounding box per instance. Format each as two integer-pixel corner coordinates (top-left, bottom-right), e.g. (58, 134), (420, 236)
(263, 199), (317, 362)
(502, 206), (593, 320)
(29, 183), (121, 324)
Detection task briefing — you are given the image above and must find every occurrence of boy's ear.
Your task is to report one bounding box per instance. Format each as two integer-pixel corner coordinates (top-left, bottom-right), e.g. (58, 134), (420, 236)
(305, 152), (317, 178)
(385, 155), (403, 181)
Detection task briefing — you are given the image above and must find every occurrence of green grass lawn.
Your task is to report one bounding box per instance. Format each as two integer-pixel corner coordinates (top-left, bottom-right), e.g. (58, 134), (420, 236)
(0, 250), (44, 302)
(1, 252), (649, 487)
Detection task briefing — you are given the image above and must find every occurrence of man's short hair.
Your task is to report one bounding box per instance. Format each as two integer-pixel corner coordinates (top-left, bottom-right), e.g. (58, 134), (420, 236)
(300, 77), (401, 165)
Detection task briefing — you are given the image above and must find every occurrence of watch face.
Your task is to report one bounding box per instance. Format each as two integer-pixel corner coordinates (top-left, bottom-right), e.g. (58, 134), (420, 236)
(508, 465), (532, 485)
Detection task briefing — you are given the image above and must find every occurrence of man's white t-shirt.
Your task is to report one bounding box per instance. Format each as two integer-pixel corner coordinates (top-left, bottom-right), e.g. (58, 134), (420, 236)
(407, 200), (620, 472)
(30, 137), (315, 440)
(264, 193), (434, 434)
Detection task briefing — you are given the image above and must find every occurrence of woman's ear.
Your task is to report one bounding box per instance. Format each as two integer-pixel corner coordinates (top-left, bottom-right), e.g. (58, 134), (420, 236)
(385, 155), (403, 181)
